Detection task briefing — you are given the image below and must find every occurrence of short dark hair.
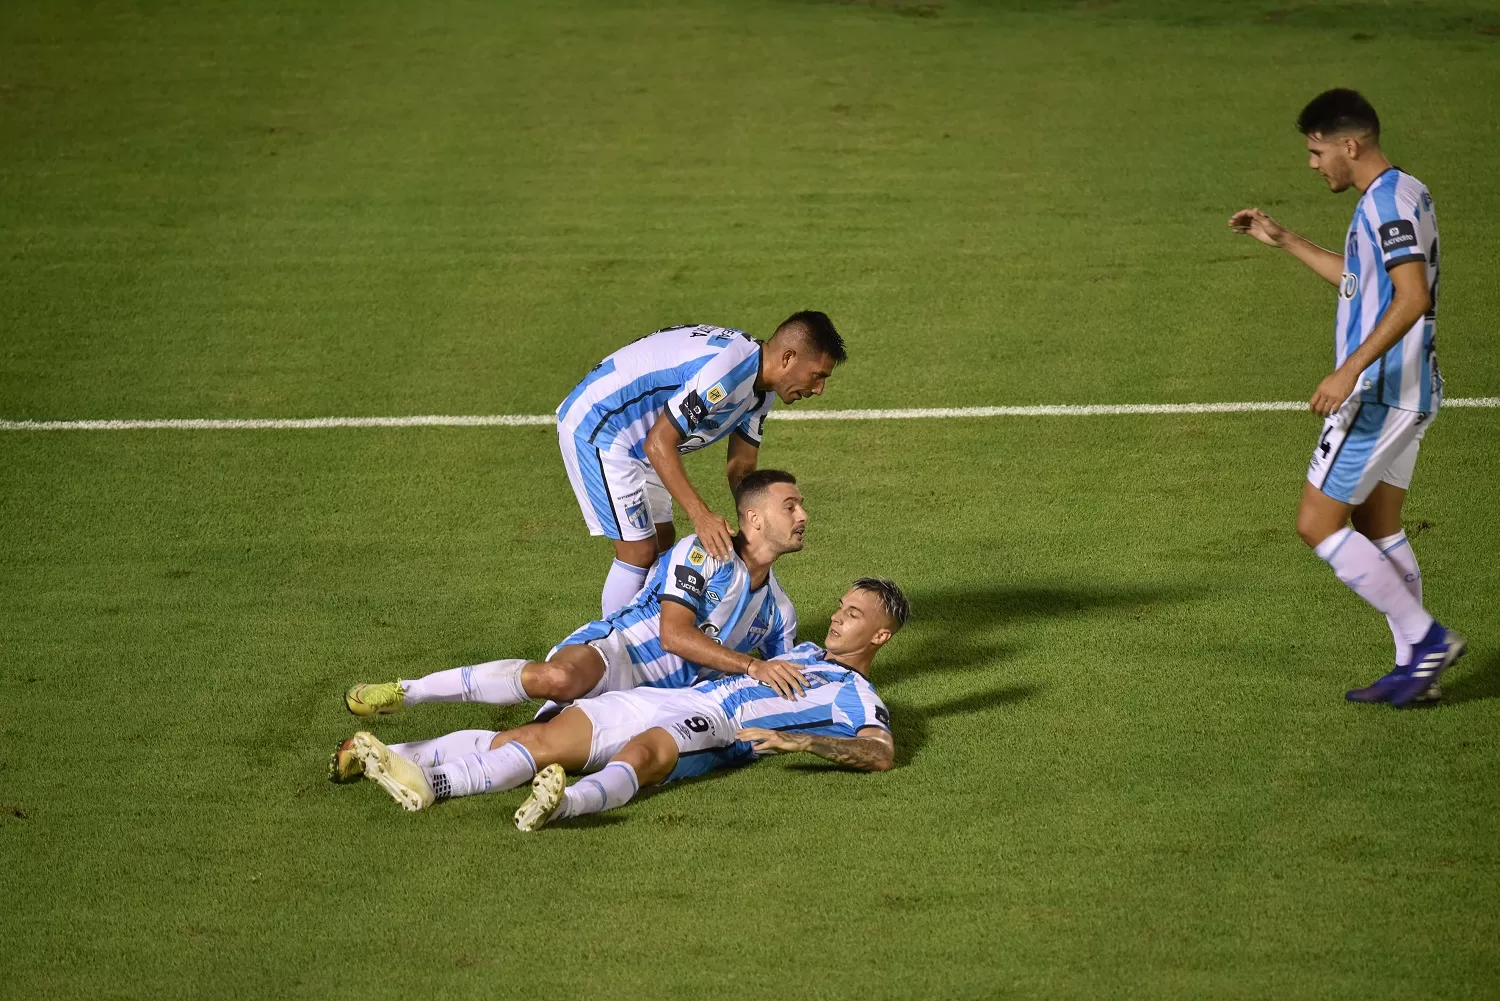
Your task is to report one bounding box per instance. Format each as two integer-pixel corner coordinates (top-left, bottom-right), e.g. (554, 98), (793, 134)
(1297, 88), (1380, 140)
(852, 577), (910, 631)
(733, 469), (797, 514)
(775, 310), (847, 365)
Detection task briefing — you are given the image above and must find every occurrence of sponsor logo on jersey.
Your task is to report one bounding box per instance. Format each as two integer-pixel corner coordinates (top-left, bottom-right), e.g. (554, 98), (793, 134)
(688, 546), (707, 566)
(678, 391), (707, 431)
(674, 566), (706, 599)
(875, 705), (891, 728)
(1380, 219), (1417, 253)
(1339, 272), (1358, 300)
(705, 383), (726, 406)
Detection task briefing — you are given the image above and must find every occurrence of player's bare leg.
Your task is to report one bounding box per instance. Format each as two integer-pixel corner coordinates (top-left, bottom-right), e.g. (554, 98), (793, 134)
(516, 726), (679, 831)
(519, 644), (607, 703)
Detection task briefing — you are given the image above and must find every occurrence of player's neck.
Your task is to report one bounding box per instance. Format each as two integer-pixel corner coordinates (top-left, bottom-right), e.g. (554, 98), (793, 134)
(1352, 153), (1394, 193)
(734, 534), (773, 589)
(753, 343), (771, 393)
(826, 646), (874, 677)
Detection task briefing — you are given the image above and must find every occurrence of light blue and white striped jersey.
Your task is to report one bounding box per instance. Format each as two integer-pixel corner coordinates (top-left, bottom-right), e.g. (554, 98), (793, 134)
(558, 534), (797, 689)
(556, 325), (774, 460)
(695, 641), (891, 747)
(1337, 168), (1442, 412)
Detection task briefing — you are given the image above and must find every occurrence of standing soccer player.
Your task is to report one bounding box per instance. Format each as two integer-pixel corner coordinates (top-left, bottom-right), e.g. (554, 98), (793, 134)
(557, 312), (845, 616)
(1230, 89), (1465, 706)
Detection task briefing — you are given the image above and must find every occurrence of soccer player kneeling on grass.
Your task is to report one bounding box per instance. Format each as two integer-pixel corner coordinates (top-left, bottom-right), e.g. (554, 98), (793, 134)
(332, 578), (908, 826)
(340, 470), (809, 725)
(1229, 88), (1465, 706)
(557, 313), (845, 617)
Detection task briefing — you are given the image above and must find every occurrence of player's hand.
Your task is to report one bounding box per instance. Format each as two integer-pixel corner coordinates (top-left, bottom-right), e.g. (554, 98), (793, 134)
(747, 660), (809, 700)
(736, 727), (808, 754)
(1310, 368), (1358, 417)
(1228, 208), (1287, 248)
(689, 507), (735, 560)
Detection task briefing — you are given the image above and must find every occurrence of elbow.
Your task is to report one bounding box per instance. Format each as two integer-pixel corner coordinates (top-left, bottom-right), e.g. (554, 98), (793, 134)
(658, 622), (689, 657)
(867, 756), (895, 773)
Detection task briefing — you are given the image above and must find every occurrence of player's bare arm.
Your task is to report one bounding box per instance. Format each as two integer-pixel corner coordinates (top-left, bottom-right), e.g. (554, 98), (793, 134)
(724, 433), (758, 495)
(643, 416), (735, 559)
(658, 598), (809, 698)
(1308, 261), (1431, 416)
(737, 725), (895, 772)
(1228, 208), (1344, 285)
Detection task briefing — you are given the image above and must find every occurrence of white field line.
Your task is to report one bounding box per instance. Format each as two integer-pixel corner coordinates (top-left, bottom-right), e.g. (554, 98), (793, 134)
(1, 398), (1497, 432)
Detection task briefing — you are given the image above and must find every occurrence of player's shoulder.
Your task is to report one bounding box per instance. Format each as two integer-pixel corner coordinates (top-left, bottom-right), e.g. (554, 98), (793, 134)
(784, 640), (826, 662)
(1367, 169), (1430, 212)
(672, 535), (738, 578)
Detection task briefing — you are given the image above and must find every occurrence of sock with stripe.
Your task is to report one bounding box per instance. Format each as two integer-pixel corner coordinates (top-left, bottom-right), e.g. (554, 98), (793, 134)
(1371, 531), (1423, 666)
(553, 761), (639, 820)
(388, 729), (497, 768)
(1315, 527), (1433, 646)
(426, 741), (537, 801)
(400, 659), (529, 705)
(602, 559), (650, 617)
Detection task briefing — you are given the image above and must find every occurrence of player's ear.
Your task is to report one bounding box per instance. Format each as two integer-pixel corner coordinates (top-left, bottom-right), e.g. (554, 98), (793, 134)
(870, 627), (893, 648)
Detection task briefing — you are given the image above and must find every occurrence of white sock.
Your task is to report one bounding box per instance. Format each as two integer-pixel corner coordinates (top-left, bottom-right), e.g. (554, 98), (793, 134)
(388, 729), (497, 768)
(400, 659), (529, 705)
(601, 559), (649, 617)
(1315, 527), (1434, 646)
(426, 741), (537, 800)
(1372, 531), (1423, 666)
(553, 761), (639, 820)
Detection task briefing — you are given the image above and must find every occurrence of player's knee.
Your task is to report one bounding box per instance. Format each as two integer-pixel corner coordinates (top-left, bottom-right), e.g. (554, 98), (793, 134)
(1296, 507), (1337, 548)
(619, 728), (677, 785)
(612, 537), (657, 569)
(526, 662), (594, 702)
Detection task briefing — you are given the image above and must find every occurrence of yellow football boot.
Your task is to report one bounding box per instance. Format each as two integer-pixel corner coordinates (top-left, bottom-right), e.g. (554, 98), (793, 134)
(344, 681), (405, 717)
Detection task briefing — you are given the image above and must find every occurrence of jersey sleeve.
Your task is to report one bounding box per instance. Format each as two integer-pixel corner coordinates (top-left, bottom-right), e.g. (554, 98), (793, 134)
(656, 537), (718, 619)
(733, 392), (774, 447)
(833, 677), (892, 734)
(662, 341), (759, 440)
(1365, 183), (1425, 272)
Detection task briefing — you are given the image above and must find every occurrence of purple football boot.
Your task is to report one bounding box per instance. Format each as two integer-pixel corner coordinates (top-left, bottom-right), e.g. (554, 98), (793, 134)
(1389, 624), (1466, 709)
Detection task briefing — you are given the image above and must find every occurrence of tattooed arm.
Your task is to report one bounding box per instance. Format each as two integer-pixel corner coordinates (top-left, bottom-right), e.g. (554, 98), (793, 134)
(736, 726), (895, 772)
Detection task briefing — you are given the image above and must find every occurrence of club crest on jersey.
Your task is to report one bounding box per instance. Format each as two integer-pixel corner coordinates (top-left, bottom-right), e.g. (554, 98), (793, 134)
(623, 500), (650, 531)
(688, 546), (707, 567)
(1339, 272), (1358, 300)
(705, 383), (726, 406)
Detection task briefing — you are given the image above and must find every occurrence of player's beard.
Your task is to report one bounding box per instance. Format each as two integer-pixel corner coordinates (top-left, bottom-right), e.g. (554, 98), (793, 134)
(771, 524), (807, 555)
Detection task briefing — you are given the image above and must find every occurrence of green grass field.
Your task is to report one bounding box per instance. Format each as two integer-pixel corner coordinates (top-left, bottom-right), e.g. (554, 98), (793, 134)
(3, 1), (1499, 998)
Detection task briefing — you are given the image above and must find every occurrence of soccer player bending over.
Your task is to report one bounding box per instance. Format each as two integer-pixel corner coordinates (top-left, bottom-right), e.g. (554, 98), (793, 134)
(332, 579), (908, 827)
(341, 471), (811, 733)
(1229, 88), (1464, 706)
(557, 313), (845, 617)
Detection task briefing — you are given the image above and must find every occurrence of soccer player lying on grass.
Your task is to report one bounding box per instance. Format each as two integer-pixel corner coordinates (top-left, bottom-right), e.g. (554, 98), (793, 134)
(332, 578), (908, 824)
(340, 470), (811, 724)
(557, 313), (845, 617)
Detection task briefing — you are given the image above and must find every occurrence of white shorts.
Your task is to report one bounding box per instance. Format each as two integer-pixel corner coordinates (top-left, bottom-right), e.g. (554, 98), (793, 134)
(574, 687), (732, 772)
(558, 425), (672, 542)
(1307, 400), (1432, 505)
